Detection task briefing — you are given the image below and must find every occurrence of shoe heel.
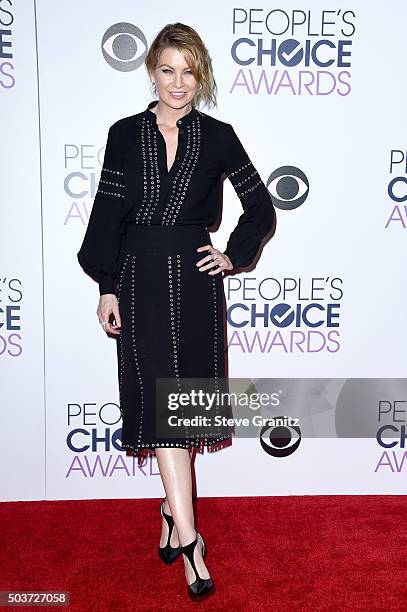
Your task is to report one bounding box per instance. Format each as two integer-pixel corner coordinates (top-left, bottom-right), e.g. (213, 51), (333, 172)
(158, 498), (182, 565)
(181, 532), (214, 600)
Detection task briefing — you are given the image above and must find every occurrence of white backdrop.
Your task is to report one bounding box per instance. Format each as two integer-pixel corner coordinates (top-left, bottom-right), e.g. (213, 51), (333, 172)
(2, 0), (407, 501)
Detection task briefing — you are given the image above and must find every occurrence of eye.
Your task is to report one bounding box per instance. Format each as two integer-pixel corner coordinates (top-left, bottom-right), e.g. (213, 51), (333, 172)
(266, 165), (310, 211)
(260, 418), (301, 457)
(161, 68), (192, 74)
(101, 23), (147, 71)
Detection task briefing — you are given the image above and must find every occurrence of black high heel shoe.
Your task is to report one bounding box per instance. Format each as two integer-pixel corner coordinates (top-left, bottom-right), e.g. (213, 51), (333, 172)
(158, 498), (182, 565)
(181, 531), (214, 601)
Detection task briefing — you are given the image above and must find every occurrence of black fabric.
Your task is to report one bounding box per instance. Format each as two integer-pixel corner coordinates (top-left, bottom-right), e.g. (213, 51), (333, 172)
(77, 100), (276, 295)
(115, 224), (232, 458)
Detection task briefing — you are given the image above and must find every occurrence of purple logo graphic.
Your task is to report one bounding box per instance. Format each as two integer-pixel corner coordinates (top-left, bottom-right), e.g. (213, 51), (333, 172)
(335, 379), (407, 474)
(386, 150), (407, 228)
(63, 141), (107, 227)
(0, 4), (15, 90)
(0, 276), (22, 357)
(229, 8), (355, 96)
(226, 275), (343, 354)
(65, 402), (159, 477)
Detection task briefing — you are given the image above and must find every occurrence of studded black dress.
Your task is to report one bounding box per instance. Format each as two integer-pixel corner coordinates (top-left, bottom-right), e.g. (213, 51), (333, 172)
(77, 100), (276, 462)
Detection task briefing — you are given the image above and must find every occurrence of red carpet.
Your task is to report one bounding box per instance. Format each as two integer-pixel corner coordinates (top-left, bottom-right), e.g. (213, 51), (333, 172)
(1, 495), (406, 611)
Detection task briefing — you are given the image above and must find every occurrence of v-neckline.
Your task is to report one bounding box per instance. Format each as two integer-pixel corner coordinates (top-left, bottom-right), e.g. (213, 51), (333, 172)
(147, 102), (196, 176)
(156, 124), (179, 176)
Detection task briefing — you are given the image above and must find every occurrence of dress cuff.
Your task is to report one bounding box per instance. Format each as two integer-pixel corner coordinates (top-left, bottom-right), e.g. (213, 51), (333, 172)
(98, 274), (116, 295)
(223, 248), (238, 268)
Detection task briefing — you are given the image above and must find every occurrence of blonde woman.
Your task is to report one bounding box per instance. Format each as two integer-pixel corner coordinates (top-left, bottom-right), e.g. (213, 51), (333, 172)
(77, 22), (276, 601)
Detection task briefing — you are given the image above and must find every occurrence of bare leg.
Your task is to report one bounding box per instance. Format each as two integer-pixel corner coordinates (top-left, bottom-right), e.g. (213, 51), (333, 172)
(159, 497), (180, 547)
(155, 447), (210, 582)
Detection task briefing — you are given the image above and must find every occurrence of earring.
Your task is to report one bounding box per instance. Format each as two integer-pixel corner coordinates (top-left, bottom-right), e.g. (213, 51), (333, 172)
(150, 81), (158, 97)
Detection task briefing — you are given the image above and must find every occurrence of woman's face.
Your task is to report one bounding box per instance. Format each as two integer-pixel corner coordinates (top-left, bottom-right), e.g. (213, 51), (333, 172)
(150, 46), (200, 110)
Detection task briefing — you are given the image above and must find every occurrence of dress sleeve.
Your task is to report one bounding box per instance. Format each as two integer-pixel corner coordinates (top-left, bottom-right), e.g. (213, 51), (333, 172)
(220, 122), (276, 268)
(77, 122), (127, 295)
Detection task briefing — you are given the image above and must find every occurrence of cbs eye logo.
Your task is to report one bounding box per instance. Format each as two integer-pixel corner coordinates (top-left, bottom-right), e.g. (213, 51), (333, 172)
(260, 417), (301, 457)
(102, 23), (147, 71)
(266, 166), (309, 210)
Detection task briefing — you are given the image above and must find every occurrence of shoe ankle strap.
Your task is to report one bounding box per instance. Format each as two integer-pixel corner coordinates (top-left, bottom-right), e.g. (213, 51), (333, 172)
(181, 530), (198, 551)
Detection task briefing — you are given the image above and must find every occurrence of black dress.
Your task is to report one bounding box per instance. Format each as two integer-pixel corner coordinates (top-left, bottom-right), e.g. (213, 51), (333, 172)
(77, 100), (276, 462)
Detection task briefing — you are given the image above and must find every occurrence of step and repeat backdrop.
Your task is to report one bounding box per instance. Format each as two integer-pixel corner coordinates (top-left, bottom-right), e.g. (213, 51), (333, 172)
(2, 0), (407, 501)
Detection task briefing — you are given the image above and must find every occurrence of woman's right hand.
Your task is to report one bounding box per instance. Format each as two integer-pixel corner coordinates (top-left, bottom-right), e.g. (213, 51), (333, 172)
(97, 294), (121, 335)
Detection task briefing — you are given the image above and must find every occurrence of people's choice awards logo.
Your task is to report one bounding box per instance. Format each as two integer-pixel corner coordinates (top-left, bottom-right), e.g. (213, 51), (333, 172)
(0, 276), (22, 358)
(226, 276), (343, 354)
(230, 8), (355, 96)
(0, 1), (15, 90)
(102, 23), (147, 71)
(385, 150), (407, 229)
(267, 166), (309, 210)
(65, 402), (158, 478)
(335, 379), (407, 474)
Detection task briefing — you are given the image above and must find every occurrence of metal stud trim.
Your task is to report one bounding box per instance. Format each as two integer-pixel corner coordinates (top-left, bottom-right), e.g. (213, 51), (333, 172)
(102, 167), (124, 175)
(117, 254), (131, 424)
(229, 169), (259, 188)
(120, 255), (145, 452)
(162, 116), (201, 226)
(227, 159), (264, 198)
(97, 165), (126, 199)
(134, 117), (161, 224)
(97, 189), (125, 198)
(99, 179), (125, 188)
(226, 160), (252, 178)
(236, 179), (263, 197)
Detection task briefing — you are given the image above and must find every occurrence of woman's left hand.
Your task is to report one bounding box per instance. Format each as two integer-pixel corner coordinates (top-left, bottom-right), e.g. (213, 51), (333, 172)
(196, 245), (234, 275)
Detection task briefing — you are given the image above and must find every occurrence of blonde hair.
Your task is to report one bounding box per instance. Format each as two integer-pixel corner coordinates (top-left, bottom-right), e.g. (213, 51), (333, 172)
(145, 22), (217, 109)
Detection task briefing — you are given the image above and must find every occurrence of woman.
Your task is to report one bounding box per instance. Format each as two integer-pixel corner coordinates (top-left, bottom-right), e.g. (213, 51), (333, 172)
(77, 22), (276, 601)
